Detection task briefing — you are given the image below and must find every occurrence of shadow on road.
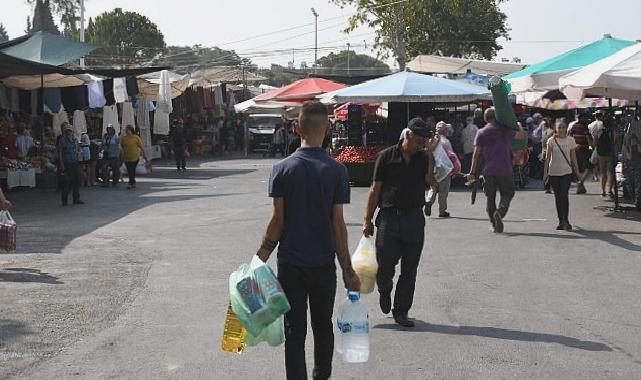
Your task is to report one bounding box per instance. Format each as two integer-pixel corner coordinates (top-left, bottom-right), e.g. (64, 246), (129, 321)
(0, 268), (63, 284)
(503, 228), (641, 252)
(0, 319), (32, 345)
(7, 162), (257, 255)
(373, 320), (612, 352)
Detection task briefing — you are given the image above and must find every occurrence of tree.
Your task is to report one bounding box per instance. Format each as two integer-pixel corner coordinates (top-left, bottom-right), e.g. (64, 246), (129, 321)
(0, 23), (9, 43)
(152, 45), (243, 73)
(85, 8), (165, 66)
(330, 0), (509, 68)
(316, 50), (390, 75)
(26, 0), (81, 38)
(28, 0), (60, 35)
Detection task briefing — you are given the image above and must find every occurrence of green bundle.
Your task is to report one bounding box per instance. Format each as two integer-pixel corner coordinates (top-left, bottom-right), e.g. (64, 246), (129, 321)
(489, 77), (527, 150)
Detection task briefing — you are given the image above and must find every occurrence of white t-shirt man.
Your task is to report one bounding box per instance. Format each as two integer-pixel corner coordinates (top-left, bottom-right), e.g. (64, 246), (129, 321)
(461, 122), (478, 155)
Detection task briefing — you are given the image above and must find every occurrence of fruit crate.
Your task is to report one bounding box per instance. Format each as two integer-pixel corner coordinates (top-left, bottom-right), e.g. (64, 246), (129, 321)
(344, 162), (375, 187)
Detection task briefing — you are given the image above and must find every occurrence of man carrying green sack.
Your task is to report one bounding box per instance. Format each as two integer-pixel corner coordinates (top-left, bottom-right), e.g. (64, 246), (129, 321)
(489, 76), (528, 150)
(256, 101), (360, 380)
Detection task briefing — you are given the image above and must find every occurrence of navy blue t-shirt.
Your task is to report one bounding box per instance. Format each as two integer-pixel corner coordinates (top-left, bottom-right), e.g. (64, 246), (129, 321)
(268, 147), (350, 267)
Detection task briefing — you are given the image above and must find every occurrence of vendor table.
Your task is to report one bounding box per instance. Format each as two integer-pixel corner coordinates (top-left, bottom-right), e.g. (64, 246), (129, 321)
(0, 167), (38, 189)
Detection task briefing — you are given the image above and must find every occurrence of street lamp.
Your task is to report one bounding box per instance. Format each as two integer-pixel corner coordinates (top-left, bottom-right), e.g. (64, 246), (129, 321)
(311, 8), (318, 66)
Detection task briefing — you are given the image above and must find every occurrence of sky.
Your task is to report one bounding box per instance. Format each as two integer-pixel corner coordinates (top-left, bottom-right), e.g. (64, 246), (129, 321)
(2, 0), (640, 69)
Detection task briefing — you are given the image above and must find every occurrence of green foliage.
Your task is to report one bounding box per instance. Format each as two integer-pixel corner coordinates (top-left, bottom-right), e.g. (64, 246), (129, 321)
(85, 8), (165, 66)
(0, 23), (9, 43)
(330, 0), (509, 66)
(26, 0), (81, 37)
(257, 68), (300, 87)
(28, 0), (60, 35)
(316, 50), (389, 75)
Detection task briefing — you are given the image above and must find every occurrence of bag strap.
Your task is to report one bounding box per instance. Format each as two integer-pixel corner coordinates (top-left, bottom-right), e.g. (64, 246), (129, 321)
(553, 138), (573, 170)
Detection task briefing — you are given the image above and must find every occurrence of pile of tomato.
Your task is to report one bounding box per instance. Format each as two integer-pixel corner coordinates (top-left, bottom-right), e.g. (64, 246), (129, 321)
(333, 146), (386, 163)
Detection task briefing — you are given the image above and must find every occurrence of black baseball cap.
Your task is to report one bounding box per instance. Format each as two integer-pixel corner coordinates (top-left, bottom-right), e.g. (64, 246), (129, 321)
(407, 117), (431, 137)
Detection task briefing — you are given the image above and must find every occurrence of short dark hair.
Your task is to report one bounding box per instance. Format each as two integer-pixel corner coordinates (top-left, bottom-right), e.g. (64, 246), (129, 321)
(299, 101), (328, 135)
(126, 125), (135, 134)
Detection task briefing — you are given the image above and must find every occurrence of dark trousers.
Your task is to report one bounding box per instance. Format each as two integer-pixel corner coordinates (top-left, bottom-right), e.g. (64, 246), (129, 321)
(628, 162), (641, 208)
(375, 208), (425, 315)
(462, 153), (473, 174)
(550, 174), (572, 223)
(484, 175), (516, 225)
(125, 160), (139, 185)
(102, 157), (120, 184)
(61, 162), (80, 205)
(278, 260), (337, 380)
(174, 145), (186, 169)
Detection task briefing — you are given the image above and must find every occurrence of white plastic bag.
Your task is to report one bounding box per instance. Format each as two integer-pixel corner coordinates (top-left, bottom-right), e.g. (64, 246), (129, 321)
(433, 143), (453, 182)
(351, 236), (378, 294)
(136, 158), (150, 175)
(589, 148), (599, 165)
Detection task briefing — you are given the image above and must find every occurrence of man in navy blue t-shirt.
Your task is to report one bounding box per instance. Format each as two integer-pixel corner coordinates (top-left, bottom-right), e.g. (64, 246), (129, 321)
(256, 101), (360, 380)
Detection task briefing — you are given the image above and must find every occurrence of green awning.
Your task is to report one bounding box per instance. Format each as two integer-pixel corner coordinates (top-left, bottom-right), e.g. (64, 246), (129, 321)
(503, 35), (636, 93)
(0, 31), (99, 66)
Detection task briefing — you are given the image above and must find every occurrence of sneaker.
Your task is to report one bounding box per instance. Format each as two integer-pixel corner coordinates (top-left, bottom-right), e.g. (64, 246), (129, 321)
(601, 192), (607, 198)
(439, 212), (450, 218)
(545, 189), (552, 194)
(393, 313), (415, 328)
(493, 211), (504, 233)
(608, 192), (615, 199)
(424, 202), (432, 217)
(564, 222), (573, 231)
(379, 293), (391, 314)
(556, 224), (564, 231)
(72, 201), (85, 205)
(576, 183), (587, 194)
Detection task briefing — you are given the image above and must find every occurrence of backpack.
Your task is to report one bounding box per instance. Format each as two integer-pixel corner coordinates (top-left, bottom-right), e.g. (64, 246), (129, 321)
(597, 128), (613, 156)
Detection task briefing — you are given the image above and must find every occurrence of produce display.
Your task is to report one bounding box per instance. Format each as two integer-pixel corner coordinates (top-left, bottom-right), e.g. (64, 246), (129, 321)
(333, 146), (386, 163)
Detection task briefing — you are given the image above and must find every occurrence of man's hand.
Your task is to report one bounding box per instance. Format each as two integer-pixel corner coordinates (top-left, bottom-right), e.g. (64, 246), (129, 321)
(342, 267), (361, 292)
(465, 173), (476, 182)
(0, 199), (12, 210)
(362, 220), (374, 237)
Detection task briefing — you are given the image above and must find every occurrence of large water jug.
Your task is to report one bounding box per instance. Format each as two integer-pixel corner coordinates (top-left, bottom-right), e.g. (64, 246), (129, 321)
(336, 291), (369, 363)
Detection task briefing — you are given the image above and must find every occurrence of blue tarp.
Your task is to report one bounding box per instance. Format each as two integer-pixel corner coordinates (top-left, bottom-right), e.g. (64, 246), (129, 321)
(321, 71), (490, 103)
(0, 31), (99, 66)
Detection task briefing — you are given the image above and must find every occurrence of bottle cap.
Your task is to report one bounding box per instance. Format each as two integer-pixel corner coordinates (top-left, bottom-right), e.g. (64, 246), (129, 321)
(347, 291), (360, 302)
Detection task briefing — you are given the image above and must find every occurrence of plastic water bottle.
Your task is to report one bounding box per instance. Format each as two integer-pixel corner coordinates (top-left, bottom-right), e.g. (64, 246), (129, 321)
(336, 291), (369, 363)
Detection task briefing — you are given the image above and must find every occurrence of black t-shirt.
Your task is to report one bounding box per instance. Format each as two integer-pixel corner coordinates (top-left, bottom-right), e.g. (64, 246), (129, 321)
(373, 144), (429, 209)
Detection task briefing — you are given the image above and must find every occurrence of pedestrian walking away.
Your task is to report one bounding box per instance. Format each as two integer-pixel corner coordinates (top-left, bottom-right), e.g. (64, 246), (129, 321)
(426, 121), (454, 218)
(170, 119), (187, 171)
(102, 125), (121, 187)
(589, 111), (614, 197)
(120, 125), (147, 190)
(468, 108), (526, 233)
(363, 117), (434, 328)
(623, 116), (641, 210)
(568, 111), (593, 194)
(57, 124), (83, 206)
(255, 101), (360, 380)
(544, 119), (581, 231)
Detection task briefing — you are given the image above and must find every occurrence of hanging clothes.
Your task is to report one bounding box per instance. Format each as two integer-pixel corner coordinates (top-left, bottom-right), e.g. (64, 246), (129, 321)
(220, 83), (228, 103)
(113, 77), (129, 103)
(61, 86), (88, 113)
(43, 88), (62, 114)
(227, 91), (237, 112)
(10, 88), (19, 113)
(136, 97), (152, 158)
(87, 80), (106, 108)
(102, 78), (116, 105)
(157, 70), (173, 114)
(19, 90), (30, 114)
(126, 77), (139, 98)
(72, 110), (87, 138)
(121, 101), (136, 129)
(30, 90), (39, 116)
(153, 110), (170, 136)
(102, 105), (121, 136)
(214, 85), (224, 105)
(52, 109), (69, 137)
(0, 84), (9, 110)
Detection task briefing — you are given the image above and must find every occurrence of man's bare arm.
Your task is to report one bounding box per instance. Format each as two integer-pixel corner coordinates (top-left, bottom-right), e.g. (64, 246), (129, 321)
(333, 204), (360, 291)
(256, 197), (285, 262)
(362, 181), (381, 237)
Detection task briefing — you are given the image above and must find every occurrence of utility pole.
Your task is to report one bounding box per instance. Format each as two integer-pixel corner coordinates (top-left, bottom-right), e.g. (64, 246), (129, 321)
(395, 1), (406, 71)
(80, 0), (86, 67)
(311, 8), (319, 67)
(346, 43), (351, 75)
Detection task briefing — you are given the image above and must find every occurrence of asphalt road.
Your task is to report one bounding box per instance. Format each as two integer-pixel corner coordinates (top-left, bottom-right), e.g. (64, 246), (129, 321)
(1, 158), (640, 380)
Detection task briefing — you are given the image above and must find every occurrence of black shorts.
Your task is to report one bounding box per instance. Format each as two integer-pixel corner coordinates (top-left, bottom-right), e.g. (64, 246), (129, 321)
(576, 145), (592, 172)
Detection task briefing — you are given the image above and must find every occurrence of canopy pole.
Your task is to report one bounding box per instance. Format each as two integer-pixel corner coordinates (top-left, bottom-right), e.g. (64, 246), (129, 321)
(40, 74), (44, 143)
(609, 98), (620, 211)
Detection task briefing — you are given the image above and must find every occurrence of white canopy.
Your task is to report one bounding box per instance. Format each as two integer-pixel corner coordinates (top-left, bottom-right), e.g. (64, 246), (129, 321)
(408, 55), (526, 76)
(137, 71), (190, 100)
(234, 99), (287, 114)
(1, 73), (101, 90)
(560, 43), (641, 101)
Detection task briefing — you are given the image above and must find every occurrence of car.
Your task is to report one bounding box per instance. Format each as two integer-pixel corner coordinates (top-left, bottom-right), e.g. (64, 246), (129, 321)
(247, 114), (284, 153)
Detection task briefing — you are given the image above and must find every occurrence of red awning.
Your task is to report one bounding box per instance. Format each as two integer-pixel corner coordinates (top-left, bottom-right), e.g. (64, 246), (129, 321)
(255, 78), (346, 103)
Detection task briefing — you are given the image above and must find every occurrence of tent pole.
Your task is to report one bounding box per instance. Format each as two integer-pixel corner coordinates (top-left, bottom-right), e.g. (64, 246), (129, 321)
(40, 74), (44, 143)
(609, 98), (620, 211)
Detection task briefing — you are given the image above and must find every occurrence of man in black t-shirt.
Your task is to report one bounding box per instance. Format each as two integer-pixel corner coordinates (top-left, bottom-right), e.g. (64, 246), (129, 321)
(362, 117), (434, 328)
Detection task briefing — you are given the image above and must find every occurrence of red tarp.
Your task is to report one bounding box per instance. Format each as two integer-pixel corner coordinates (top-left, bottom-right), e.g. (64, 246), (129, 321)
(255, 78), (346, 103)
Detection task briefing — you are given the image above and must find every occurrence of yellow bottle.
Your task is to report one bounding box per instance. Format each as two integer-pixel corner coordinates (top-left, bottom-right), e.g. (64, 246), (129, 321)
(221, 304), (247, 354)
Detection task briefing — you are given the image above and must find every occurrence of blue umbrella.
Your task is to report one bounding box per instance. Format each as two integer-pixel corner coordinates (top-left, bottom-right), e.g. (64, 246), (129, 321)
(320, 71), (489, 103)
